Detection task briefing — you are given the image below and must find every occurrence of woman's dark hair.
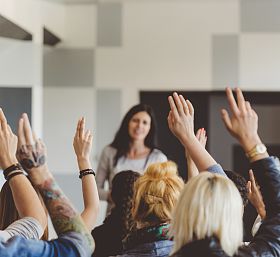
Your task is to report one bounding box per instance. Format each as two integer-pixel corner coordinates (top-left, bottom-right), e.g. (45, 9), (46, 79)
(104, 170), (141, 238)
(110, 104), (158, 166)
(224, 170), (248, 206)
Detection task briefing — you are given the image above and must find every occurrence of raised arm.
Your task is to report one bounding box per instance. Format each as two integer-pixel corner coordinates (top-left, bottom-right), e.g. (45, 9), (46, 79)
(247, 169), (266, 219)
(167, 93), (222, 172)
(16, 113), (94, 253)
(186, 128), (207, 180)
(73, 117), (99, 230)
(0, 109), (47, 235)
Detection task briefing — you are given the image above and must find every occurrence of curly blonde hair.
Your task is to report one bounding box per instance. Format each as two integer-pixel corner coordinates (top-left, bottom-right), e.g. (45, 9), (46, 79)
(132, 161), (184, 224)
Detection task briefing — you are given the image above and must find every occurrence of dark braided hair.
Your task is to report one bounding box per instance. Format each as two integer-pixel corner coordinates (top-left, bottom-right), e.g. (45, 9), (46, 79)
(224, 170), (248, 206)
(104, 170), (141, 239)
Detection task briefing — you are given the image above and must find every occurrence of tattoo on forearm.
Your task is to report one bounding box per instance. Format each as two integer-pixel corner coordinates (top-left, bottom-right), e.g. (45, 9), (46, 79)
(17, 142), (46, 170)
(39, 178), (94, 248)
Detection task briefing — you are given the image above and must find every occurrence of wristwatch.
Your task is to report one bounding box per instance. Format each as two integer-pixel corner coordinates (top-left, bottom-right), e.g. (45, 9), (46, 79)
(246, 143), (267, 159)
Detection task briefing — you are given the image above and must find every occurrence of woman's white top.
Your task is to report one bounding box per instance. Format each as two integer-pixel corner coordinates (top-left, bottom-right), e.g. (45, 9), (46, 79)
(96, 146), (167, 201)
(0, 217), (43, 242)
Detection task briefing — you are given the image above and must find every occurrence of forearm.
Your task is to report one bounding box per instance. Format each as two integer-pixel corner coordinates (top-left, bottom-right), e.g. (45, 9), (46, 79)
(32, 169), (94, 250)
(78, 158), (100, 230)
(9, 173), (47, 231)
(186, 154), (199, 180)
(182, 135), (217, 172)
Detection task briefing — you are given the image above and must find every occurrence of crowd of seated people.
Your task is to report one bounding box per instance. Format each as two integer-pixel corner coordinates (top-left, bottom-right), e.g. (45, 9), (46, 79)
(0, 87), (279, 257)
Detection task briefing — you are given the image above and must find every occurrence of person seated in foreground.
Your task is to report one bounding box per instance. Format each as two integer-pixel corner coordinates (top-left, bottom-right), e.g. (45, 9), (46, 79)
(91, 170), (140, 257)
(0, 110), (95, 256)
(167, 88), (280, 256)
(114, 161), (184, 257)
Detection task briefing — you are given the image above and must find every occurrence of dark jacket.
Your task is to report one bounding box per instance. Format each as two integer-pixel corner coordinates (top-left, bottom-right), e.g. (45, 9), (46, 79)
(171, 157), (280, 257)
(114, 240), (173, 257)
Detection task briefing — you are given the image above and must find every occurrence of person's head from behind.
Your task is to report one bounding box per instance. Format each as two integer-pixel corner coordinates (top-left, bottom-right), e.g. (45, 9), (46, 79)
(132, 161), (184, 228)
(224, 170), (248, 207)
(170, 172), (243, 256)
(0, 181), (49, 240)
(111, 104), (158, 161)
(109, 170), (140, 236)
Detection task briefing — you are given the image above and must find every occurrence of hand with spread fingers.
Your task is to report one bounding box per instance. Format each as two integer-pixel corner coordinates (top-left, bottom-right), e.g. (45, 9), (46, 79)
(221, 88), (260, 151)
(247, 169), (266, 219)
(16, 113), (46, 173)
(167, 92), (195, 145)
(0, 108), (18, 170)
(168, 93), (218, 172)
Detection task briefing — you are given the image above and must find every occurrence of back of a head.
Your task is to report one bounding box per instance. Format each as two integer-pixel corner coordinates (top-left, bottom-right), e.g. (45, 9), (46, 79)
(224, 170), (248, 206)
(170, 172), (243, 257)
(0, 181), (49, 240)
(0, 181), (19, 230)
(132, 161), (184, 225)
(111, 170), (140, 206)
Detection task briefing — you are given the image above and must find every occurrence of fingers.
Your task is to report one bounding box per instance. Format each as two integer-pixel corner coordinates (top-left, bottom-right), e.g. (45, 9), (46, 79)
(22, 113), (34, 145)
(249, 169), (256, 187)
(168, 95), (180, 120)
(221, 109), (232, 131)
(173, 92), (184, 115)
(0, 108), (7, 131)
(17, 117), (26, 147)
(226, 87), (240, 116)
(245, 101), (253, 116)
(179, 94), (189, 115)
(236, 88), (247, 113)
(247, 181), (252, 194)
(79, 117), (85, 138)
(186, 100), (194, 117)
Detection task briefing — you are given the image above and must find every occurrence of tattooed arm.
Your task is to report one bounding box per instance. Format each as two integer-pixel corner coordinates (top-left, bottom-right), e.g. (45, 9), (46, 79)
(73, 117), (99, 230)
(17, 113), (94, 252)
(0, 109), (47, 233)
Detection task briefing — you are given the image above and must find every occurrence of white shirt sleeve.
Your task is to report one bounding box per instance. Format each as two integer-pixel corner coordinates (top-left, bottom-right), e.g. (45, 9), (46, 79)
(0, 217), (43, 242)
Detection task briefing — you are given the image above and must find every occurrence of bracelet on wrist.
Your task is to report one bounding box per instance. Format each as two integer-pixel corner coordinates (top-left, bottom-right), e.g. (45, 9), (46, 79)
(3, 163), (23, 180)
(79, 168), (96, 179)
(7, 171), (24, 181)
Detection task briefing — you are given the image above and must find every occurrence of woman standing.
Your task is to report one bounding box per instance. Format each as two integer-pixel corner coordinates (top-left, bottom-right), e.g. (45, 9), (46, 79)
(96, 104), (167, 209)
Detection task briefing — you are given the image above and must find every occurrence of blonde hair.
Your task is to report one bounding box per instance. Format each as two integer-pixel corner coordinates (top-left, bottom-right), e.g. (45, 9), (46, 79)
(0, 181), (49, 240)
(170, 172), (243, 256)
(132, 161), (184, 224)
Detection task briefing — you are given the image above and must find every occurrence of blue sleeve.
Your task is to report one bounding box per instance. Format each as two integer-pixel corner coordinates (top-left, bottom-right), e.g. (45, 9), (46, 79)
(0, 232), (92, 257)
(207, 164), (226, 176)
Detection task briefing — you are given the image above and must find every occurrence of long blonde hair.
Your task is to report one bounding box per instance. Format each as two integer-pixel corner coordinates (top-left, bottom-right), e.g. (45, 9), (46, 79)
(0, 181), (49, 240)
(132, 161), (184, 225)
(170, 172), (243, 256)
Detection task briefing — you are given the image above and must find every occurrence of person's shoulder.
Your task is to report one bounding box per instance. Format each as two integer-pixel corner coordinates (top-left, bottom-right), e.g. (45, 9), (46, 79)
(150, 148), (168, 162)
(102, 145), (117, 156)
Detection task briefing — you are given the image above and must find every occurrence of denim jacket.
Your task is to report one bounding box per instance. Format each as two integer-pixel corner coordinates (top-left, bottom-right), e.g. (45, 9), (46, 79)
(0, 231), (92, 257)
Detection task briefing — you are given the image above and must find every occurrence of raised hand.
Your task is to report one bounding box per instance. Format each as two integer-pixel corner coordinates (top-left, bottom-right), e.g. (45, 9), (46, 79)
(168, 93), (218, 172)
(16, 113), (46, 172)
(167, 92), (195, 145)
(247, 169), (266, 219)
(186, 128), (208, 180)
(221, 88), (261, 152)
(0, 108), (18, 169)
(73, 117), (99, 231)
(73, 117), (93, 171)
(196, 128), (207, 148)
